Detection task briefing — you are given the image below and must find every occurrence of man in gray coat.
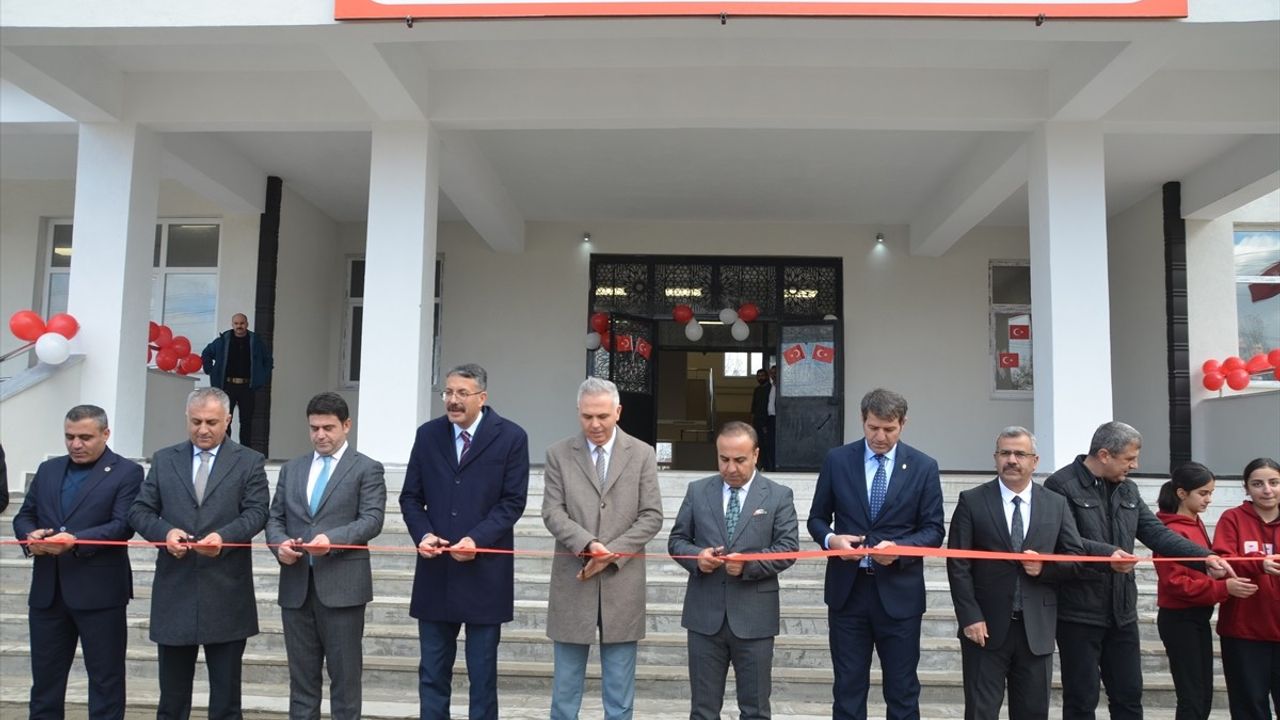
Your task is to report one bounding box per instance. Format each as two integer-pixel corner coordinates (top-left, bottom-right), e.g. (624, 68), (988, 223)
(129, 387), (270, 720)
(265, 392), (386, 720)
(668, 421), (799, 720)
(541, 377), (663, 720)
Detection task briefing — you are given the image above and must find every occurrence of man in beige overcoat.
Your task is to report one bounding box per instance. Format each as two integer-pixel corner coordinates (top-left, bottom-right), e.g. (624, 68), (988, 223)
(541, 377), (663, 720)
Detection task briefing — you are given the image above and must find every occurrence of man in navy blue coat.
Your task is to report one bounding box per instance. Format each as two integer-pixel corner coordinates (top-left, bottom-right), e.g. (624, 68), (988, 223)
(807, 388), (945, 720)
(399, 364), (530, 720)
(13, 404), (144, 720)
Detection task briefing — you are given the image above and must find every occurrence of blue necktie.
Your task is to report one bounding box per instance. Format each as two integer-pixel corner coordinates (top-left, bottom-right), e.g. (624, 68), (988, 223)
(869, 454), (888, 519)
(310, 455), (332, 515)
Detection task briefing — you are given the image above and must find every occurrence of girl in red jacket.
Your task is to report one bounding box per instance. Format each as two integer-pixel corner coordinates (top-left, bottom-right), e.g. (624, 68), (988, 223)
(1155, 461), (1254, 720)
(1212, 457), (1280, 720)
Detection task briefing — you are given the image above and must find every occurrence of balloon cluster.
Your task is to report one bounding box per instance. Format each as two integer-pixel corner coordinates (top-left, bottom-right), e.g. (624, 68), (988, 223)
(149, 321), (202, 376)
(8, 310), (79, 365)
(672, 302), (760, 342)
(583, 313), (651, 359)
(1201, 349), (1280, 392)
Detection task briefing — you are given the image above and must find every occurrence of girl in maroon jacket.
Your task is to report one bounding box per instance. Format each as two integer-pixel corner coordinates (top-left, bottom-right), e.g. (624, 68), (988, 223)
(1155, 462), (1254, 720)
(1212, 457), (1280, 720)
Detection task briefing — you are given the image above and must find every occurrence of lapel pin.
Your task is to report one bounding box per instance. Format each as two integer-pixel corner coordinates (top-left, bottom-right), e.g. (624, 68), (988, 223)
(104, 466), (112, 472)
(901, 463), (907, 470)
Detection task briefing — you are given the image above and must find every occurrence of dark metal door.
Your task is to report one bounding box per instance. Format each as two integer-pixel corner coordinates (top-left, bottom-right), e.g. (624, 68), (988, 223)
(774, 320), (843, 471)
(588, 313), (657, 446)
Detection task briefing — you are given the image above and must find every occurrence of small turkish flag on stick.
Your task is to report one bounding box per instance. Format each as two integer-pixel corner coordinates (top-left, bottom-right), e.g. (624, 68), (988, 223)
(783, 344), (806, 365)
(813, 344), (835, 363)
(999, 352), (1020, 368)
(1009, 325), (1030, 340)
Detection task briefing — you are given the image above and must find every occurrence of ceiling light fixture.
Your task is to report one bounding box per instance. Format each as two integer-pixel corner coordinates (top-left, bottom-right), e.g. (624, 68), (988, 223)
(876, 232), (885, 244)
(583, 232), (592, 243)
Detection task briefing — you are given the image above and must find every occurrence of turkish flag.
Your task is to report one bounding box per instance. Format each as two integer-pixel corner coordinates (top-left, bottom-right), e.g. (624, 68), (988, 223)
(999, 352), (1019, 368)
(813, 344), (835, 363)
(783, 344), (806, 365)
(1009, 324), (1030, 340)
(635, 337), (652, 360)
(615, 334), (633, 353)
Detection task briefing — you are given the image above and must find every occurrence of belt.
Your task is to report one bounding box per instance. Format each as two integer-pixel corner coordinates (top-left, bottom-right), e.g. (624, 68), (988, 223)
(1010, 611), (1024, 621)
(858, 566), (876, 576)
(226, 377), (250, 385)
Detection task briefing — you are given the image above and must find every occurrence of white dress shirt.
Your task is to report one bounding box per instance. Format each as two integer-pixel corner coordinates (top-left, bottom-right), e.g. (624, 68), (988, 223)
(453, 413), (484, 462)
(190, 443), (222, 478)
(998, 480), (1033, 533)
(721, 471), (757, 515)
(307, 441), (349, 503)
(590, 429), (619, 480)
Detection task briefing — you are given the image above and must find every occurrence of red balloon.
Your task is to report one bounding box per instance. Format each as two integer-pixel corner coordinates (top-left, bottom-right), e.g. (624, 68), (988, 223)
(737, 303), (760, 323)
(590, 312), (610, 334)
(45, 313), (79, 340)
(1226, 368), (1250, 391)
(155, 347), (179, 371)
(170, 336), (192, 358)
(600, 331), (612, 352)
(154, 325), (174, 349)
(1246, 354), (1270, 374)
(1201, 359), (1220, 375)
(1202, 372), (1225, 391)
(148, 321), (160, 343)
(180, 353), (203, 374)
(672, 305), (694, 324)
(1269, 348), (1280, 368)
(1221, 356), (1245, 372)
(9, 310), (45, 342)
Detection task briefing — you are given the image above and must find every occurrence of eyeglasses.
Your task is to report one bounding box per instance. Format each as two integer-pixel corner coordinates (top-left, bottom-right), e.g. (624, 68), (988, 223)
(995, 450), (1037, 460)
(441, 389), (483, 401)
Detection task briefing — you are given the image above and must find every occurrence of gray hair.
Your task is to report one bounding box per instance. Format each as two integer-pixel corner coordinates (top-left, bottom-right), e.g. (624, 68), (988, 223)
(447, 364), (488, 391)
(187, 387), (231, 414)
(577, 377), (620, 407)
(1088, 421), (1142, 457)
(996, 425), (1038, 454)
(65, 404), (109, 431)
(860, 388), (908, 422)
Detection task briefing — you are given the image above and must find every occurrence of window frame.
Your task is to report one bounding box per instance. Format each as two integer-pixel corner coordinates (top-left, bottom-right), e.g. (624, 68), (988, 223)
(1232, 223), (1280, 389)
(989, 259), (1033, 400)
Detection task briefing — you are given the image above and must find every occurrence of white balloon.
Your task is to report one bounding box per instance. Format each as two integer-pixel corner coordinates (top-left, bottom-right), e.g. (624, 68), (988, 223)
(684, 320), (704, 341)
(585, 331), (602, 351)
(718, 308), (739, 325)
(731, 320), (750, 341)
(35, 332), (71, 365)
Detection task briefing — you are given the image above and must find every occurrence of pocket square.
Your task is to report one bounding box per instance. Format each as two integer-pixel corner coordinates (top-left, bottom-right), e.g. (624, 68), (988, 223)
(752, 509), (768, 516)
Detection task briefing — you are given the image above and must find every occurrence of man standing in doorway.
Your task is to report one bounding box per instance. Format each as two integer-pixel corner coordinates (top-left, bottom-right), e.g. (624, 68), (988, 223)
(750, 368), (773, 471)
(201, 312), (273, 453)
(1044, 420), (1234, 720)
(668, 421), (799, 720)
(541, 377), (663, 720)
(400, 364), (530, 720)
(806, 388), (945, 720)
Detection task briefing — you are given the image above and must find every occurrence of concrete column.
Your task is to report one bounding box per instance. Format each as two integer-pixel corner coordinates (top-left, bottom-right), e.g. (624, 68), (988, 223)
(67, 122), (161, 458)
(357, 123), (439, 463)
(1028, 122), (1113, 470)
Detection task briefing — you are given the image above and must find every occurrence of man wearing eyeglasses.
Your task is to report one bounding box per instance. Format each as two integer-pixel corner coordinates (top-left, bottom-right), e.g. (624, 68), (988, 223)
(945, 426), (1086, 720)
(399, 364), (530, 720)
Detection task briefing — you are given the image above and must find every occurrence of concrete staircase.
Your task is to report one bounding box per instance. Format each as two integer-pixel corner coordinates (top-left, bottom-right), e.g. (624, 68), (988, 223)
(0, 469), (1239, 719)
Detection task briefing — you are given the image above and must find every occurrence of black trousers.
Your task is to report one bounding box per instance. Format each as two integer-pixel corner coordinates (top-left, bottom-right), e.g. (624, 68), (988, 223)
(1057, 619), (1143, 720)
(1157, 606), (1215, 720)
(156, 639), (247, 720)
(28, 586), (127, 720)
(1221, 635), (1280, 720)
(223, 382), (256, 448)
(960, 616), (1051, 720)
(828, 572), (922, 720)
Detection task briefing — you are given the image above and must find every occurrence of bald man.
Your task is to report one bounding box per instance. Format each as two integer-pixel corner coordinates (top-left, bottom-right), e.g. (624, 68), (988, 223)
(201, 313), (273, 451)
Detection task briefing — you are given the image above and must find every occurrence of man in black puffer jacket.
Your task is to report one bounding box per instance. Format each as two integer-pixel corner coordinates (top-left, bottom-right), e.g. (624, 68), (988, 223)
(1044, 421), (1235, 720)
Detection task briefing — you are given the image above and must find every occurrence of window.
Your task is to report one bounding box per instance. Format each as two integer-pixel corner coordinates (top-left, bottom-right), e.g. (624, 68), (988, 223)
(991, 261), (1032, 396)
(342, 255), (442, 388)
(1234, 227), (1280, 365)
(724, 351), (766, 378)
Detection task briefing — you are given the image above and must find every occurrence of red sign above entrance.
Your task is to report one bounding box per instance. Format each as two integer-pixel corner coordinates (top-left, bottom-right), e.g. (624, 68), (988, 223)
(336, 0), (1186, 20)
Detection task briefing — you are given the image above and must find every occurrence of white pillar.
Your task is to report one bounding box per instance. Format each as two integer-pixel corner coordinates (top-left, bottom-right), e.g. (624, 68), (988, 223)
(357, 123), (439, 463)
(67, 122), (161, 458)
(1028, 122), (1113, 470)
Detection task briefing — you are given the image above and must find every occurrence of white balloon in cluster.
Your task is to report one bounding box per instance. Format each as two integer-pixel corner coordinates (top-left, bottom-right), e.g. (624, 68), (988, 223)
(684, 321), (704, 341)
(718, 308), (739, 325)
(731, 320), (750, 341)
(35, 332), (71, 365)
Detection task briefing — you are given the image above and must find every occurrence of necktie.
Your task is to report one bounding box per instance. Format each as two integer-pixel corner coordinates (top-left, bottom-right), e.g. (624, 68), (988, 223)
(194, 451), (211, 506)
(459, 430), (472, 461)
(595, 445), (608, 491)
(725, 487), (742, 542)
(869, 454), (888, 519)
(1011, 495), (1025, 613)
(310, 455), (332, 515)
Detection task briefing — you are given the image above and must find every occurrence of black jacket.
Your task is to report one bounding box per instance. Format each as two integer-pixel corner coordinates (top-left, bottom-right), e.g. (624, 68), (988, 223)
(1043, 455), (1210, 628)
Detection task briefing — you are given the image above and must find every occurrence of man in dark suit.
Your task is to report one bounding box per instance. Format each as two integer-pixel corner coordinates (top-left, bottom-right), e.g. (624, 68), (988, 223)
(399, 364), (530, 720)
(749, 368), (773, 471)
(946, 426), (1087, 720)
(129, 387), (270, 720)
(806, 388), (945, 720)
(200, 312), (273, 452)
(13, 405), (144, 720)
(265, 392), (386, 720)
(669, 421), (799, 720)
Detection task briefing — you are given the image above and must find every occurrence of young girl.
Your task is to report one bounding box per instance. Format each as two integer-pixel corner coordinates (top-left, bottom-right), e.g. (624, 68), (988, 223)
(1213, 457), (1280, 720)
(1155, 461), (1252, 720)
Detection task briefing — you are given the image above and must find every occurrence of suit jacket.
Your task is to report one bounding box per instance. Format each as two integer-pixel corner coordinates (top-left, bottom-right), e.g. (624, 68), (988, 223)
(806, 439), (945, 618)
(128, 439), (270, 645)
(750, 383), (771, 426)
(399, 406), (530, 624)
(13, 449), (143, 610)
(265, 447), (386, 609)
(541, 427), (663, 644)
(668, 473), (799, 640)
(946, 479), (1085, 655)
